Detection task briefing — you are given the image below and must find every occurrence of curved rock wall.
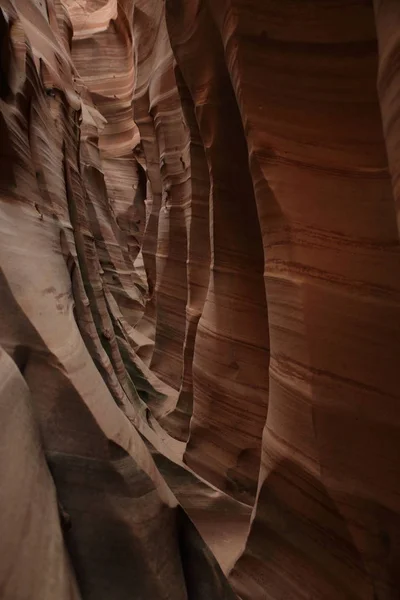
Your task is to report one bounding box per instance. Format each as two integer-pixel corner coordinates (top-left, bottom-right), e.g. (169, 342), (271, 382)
(165, 0), (270, 504)
(1, 0), (400, 599)
(0, 1), (236, 598)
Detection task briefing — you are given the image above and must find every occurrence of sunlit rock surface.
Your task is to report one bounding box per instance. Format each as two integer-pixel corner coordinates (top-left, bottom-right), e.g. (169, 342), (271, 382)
(1, 1), (400, 599)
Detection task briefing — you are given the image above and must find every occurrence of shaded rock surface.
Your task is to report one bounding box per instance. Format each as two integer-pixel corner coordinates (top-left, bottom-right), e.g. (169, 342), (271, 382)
(1, 0), (400, 599)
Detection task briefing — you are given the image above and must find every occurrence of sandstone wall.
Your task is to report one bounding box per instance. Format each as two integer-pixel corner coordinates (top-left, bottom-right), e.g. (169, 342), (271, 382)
(1, 1), (400, 599)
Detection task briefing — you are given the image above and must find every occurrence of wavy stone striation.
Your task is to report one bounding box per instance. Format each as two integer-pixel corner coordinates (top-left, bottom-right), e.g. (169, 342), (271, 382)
(0, 1), (238, 598)
(1, 0), (400, 599)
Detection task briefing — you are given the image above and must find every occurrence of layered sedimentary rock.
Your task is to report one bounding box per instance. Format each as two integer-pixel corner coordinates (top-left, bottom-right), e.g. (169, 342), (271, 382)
(165, 0), (269, 505)
(0, 1), (237, 598)
(1, 0), (400, 599)
(132, 0), (191, 395)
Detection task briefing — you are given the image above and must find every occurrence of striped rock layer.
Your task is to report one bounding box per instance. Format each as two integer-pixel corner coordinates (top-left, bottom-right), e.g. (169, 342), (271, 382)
(1, 1), (400, 599)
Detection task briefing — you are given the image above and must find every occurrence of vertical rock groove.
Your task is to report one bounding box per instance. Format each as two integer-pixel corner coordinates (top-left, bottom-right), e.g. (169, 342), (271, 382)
(165, 0), (270, 505)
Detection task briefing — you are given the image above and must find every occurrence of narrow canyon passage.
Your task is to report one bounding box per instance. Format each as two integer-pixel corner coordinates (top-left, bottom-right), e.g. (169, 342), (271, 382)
(1, 1), (400, 599)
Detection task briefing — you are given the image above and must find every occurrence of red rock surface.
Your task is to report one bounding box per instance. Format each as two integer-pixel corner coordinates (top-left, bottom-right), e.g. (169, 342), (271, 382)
(1, 0), (400, 599)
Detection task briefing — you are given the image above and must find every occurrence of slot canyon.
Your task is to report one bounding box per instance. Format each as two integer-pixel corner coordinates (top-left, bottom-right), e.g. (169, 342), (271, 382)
(1, 0), (400, 598)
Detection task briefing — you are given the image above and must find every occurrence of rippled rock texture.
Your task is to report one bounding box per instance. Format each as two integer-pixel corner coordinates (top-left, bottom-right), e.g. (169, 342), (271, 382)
(1, 0), (400, 599)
